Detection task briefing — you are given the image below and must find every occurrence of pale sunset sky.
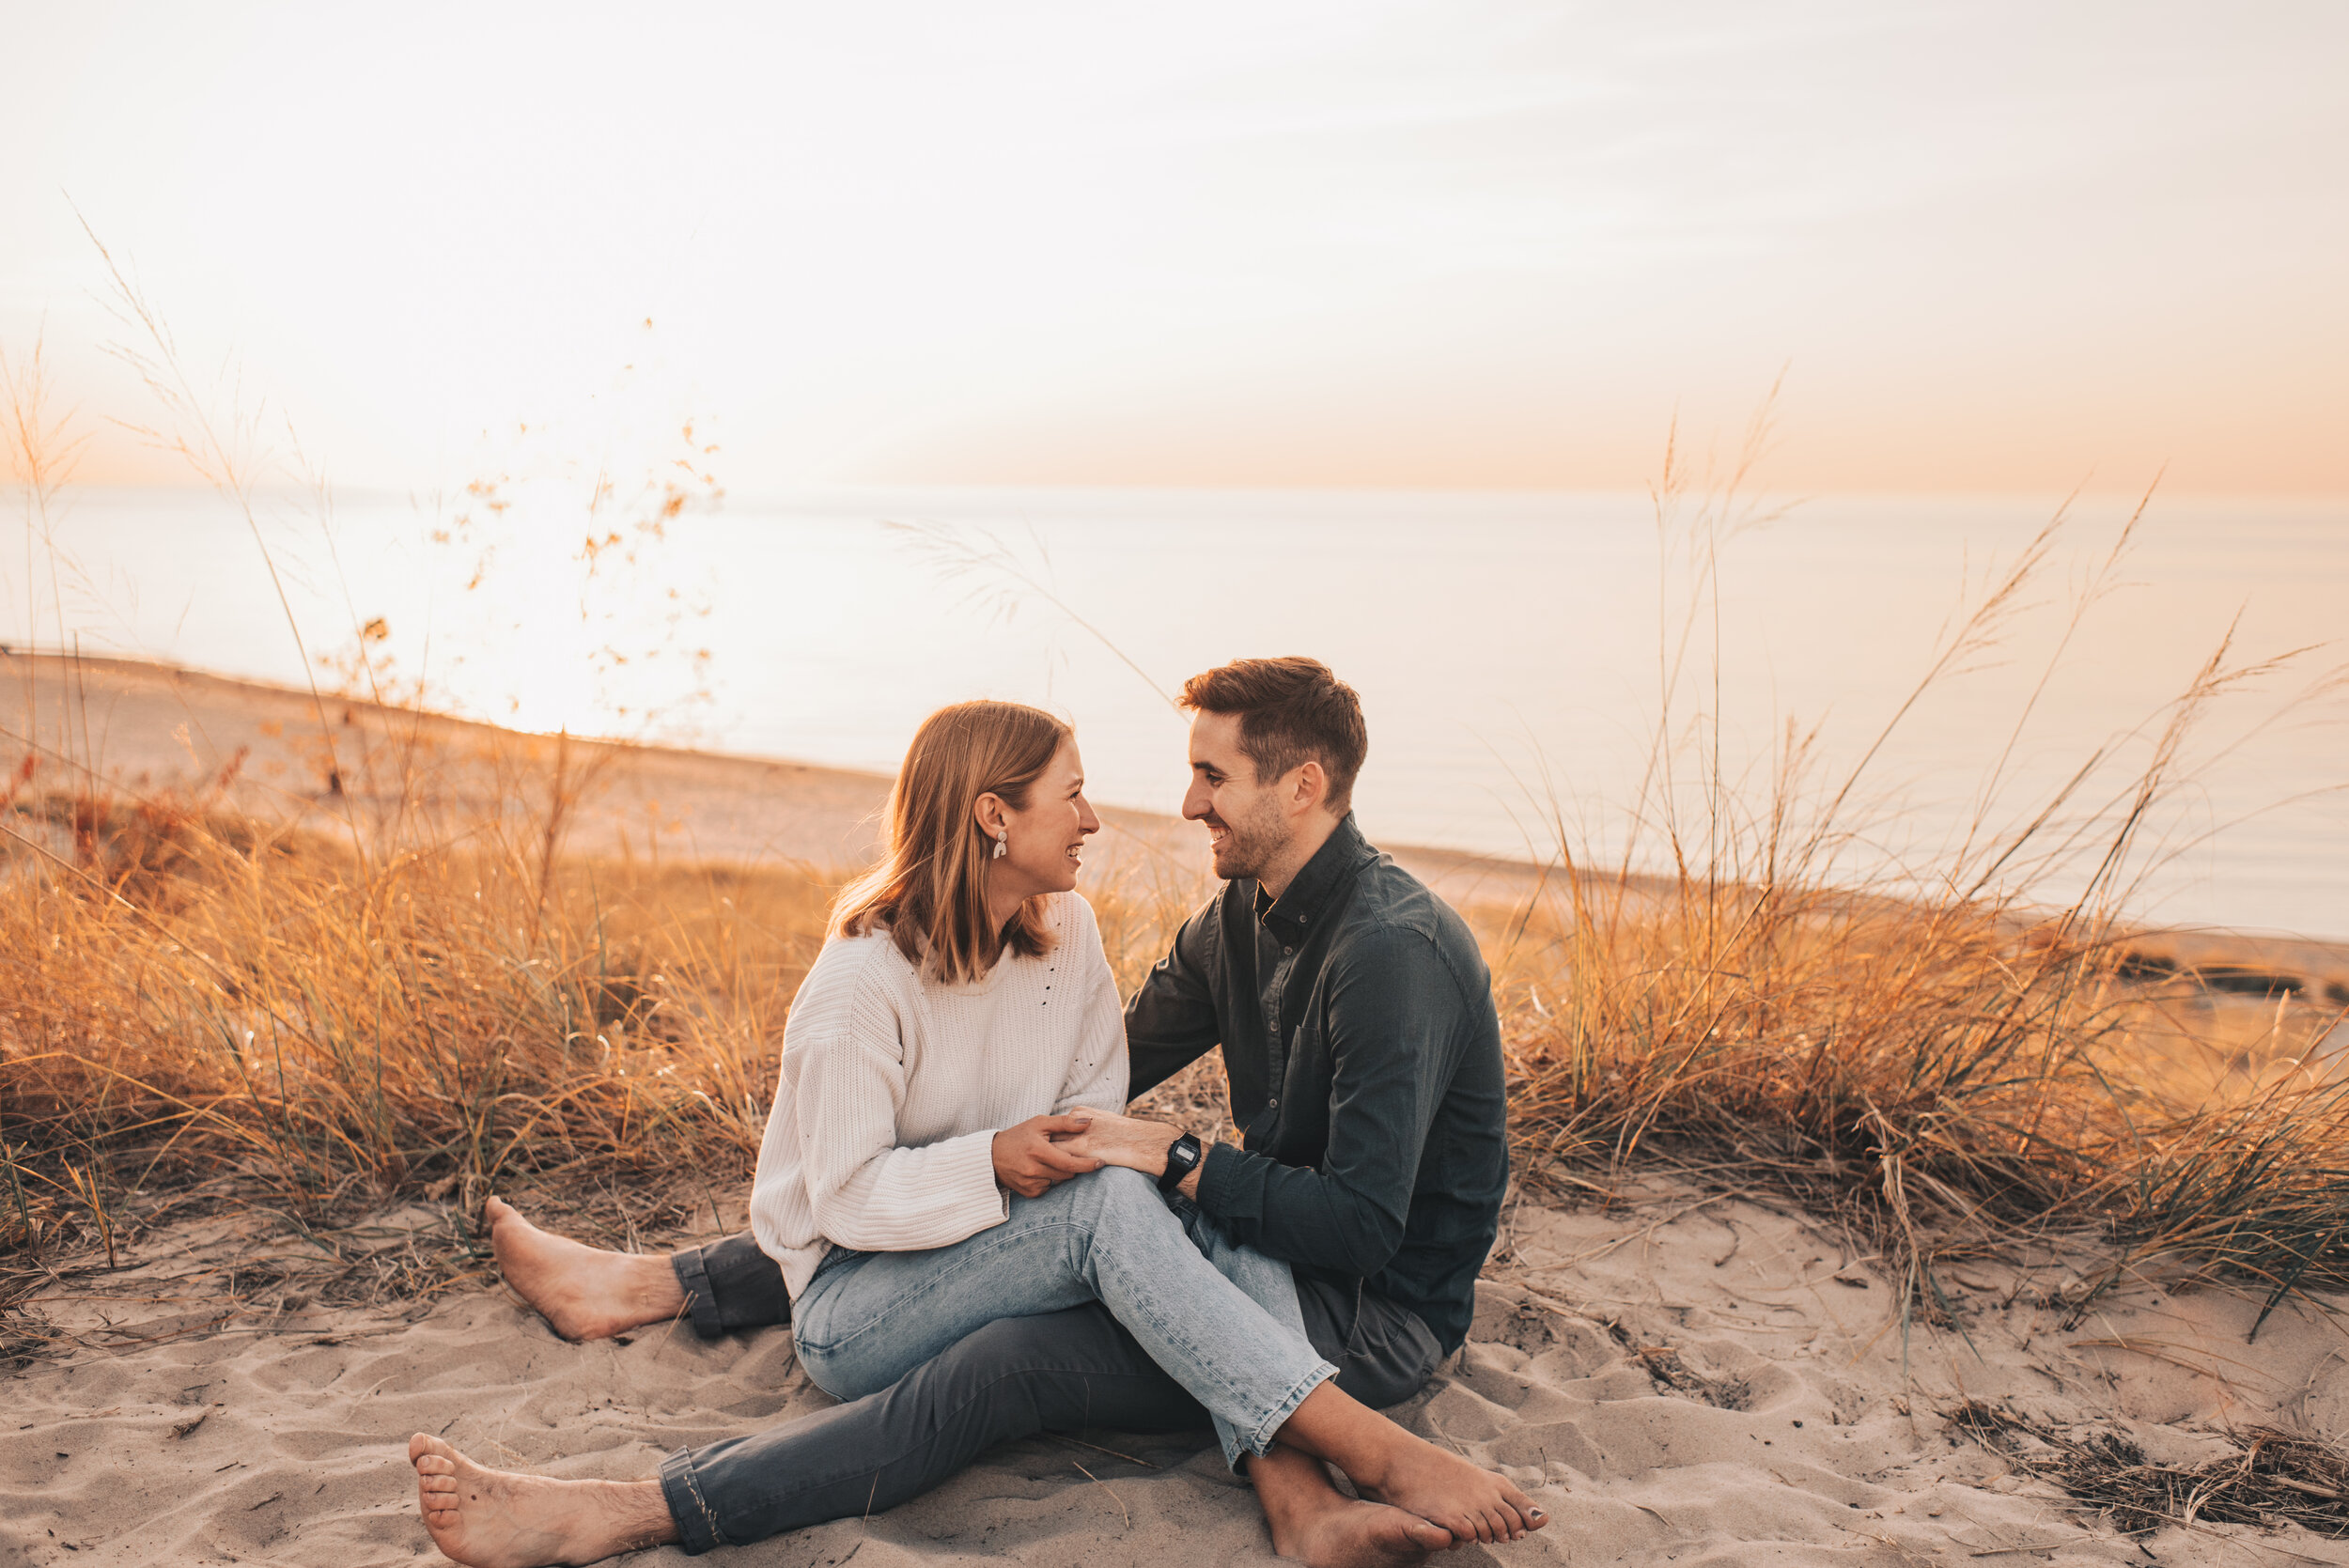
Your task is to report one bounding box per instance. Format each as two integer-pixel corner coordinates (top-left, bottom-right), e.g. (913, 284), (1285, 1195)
(4, 0), (2343, 496)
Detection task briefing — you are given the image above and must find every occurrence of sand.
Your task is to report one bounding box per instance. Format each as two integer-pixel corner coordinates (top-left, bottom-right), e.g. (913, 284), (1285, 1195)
(0, 650), (1559, 909)
(12, 1182), (2349, 1567)
(10, 651), (2349, 1563)
(8, 652), (2343, 992)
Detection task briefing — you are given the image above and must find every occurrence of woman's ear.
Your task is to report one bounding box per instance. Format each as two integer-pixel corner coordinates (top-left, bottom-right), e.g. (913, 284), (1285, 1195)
(972, 793), (1006, 837)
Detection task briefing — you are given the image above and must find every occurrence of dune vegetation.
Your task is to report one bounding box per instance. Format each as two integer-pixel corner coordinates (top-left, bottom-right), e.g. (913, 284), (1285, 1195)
(3, 318), (2345, 1360)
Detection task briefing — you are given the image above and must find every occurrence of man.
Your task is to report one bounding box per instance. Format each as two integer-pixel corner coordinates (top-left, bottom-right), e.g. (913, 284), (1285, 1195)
(411, 658), (1536, 1567)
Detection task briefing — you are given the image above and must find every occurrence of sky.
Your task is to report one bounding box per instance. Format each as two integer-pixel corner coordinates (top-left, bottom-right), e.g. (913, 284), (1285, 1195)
(4, 0), (2344, 496)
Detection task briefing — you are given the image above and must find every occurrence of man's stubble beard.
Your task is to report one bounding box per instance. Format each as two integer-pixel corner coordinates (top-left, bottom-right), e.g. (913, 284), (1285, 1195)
(1210, 790), (1292, 886)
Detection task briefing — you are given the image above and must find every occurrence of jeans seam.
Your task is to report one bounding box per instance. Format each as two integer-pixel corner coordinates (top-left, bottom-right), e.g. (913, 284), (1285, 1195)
(794, 1214), (1095, 1360)
(1238, 1359), (1339, 1459)
(686, 1361), (1201, 1539)
(797, 1174), (1322, 1451)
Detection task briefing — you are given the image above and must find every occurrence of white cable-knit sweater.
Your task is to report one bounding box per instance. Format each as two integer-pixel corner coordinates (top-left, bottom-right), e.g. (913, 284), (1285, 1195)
(748, 891), (1128, 1298)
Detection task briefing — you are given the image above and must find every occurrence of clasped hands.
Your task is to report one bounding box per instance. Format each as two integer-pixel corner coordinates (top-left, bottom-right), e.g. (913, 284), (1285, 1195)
(988, 1107), (1185, 1199)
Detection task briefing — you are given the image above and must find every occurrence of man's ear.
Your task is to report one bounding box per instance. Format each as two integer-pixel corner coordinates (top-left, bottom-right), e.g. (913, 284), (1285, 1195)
(1291, 759), (1328, 815)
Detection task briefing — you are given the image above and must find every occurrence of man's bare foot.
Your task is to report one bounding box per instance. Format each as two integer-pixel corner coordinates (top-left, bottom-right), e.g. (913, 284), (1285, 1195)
(409, 1434), (677, 1568)
(1254, 1445), (1456, 1567)
(486, 1196), (688, 1342)
(1274, 1383), (1547, 1547)
(1353, 1434), (1545, 1547)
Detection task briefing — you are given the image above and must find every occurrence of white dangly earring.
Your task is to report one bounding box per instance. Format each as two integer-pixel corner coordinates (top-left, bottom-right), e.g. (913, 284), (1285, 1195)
(991, 827), (1009, 860)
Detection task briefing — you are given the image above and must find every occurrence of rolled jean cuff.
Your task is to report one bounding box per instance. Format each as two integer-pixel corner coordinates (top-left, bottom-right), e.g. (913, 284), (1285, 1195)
(670, 1247), (724, 1340)
(1228, 1357), (1340, 1469)
(659, 1447), (727, 1555)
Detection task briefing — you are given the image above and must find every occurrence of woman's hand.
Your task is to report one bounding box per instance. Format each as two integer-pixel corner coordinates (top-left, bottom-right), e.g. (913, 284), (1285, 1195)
(991, 1114), (1104, 1198)
(1055, 1108), (1183, 1178)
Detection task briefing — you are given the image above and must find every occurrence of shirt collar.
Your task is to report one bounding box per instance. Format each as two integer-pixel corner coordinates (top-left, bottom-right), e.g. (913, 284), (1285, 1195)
(1251, 812), (1373, 946)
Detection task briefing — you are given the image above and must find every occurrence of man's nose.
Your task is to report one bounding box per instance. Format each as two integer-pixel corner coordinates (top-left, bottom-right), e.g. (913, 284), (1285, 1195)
(1182, 784), (1211, 819)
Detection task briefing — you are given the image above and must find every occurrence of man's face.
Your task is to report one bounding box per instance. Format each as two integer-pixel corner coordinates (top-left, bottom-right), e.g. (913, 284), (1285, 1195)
(1183, 710), (1292, 882)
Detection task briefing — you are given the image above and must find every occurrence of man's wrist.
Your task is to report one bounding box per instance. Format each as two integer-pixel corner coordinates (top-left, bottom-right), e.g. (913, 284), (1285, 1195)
(1158, 1129), (1204, 1192)
(1175, 1156), (1206, 1201)
(1128, 1119), (1179, 1172)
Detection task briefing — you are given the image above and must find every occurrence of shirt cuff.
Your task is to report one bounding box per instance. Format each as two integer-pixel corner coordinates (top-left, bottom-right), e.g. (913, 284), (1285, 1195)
(1194, 1140), (1252, 1219)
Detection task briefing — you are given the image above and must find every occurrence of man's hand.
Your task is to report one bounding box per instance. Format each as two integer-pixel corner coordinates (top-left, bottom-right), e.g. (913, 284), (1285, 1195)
(1056, 1109), (1200, 1197)
(991, 1114), (1103, 1198)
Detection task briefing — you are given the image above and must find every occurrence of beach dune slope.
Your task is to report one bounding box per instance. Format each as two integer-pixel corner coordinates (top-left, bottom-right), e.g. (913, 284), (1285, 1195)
(13, 1185), (2349, 1565)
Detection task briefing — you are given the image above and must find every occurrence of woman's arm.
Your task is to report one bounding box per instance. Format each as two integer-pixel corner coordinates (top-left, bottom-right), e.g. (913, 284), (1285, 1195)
(789, 951), (1101, 1244)
(1050, 899), (1129, 1115)
(791, 1023), (1012, 1252)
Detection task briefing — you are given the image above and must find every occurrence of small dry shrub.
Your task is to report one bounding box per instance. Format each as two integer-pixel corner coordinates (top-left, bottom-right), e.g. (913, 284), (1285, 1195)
(1951, 1401), (2349, 1537)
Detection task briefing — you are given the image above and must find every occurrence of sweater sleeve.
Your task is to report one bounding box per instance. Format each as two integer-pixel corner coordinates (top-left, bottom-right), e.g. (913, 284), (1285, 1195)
(786, 953), (1008, 1252)
(1051, 896), (1129, 1114)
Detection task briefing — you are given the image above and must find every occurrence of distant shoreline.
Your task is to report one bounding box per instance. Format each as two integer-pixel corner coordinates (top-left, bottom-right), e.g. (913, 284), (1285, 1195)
(6, 647), (2344, 1000)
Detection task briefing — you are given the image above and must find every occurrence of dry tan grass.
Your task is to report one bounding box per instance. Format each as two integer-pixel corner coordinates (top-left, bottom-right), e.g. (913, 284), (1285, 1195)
(5, 300), (2344, 1352)
(1486, 869), (2347, 1326)
(3, 755), (2341, 1337)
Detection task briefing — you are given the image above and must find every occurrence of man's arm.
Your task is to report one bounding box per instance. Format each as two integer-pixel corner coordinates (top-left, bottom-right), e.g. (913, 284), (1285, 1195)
(1121, 897), (1224, 1101)
(1194, 927), (1462, 1279)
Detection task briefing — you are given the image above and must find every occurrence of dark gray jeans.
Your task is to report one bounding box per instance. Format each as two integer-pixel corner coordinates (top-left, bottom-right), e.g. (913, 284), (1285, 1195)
(655, 1232), (1443, 1555)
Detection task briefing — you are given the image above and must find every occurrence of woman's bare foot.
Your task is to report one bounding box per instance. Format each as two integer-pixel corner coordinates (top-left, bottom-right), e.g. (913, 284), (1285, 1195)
(409, 1434), (677, 1567)
(486, 1196), (688, 1342)
(1254, 1445), (1456, 1566)
(1351, 1434), (1544, 1547)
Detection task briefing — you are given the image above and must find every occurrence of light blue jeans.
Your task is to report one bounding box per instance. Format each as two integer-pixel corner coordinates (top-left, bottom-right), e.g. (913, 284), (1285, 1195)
(790, 1166), (1338, 1467)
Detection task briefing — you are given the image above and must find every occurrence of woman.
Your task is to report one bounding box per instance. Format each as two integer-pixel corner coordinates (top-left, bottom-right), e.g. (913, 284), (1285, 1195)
(755, 700), (1532, 1539)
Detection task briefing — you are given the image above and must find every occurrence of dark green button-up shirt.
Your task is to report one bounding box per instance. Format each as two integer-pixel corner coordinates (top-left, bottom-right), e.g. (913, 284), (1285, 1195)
(1125, 813), (1508, 1353)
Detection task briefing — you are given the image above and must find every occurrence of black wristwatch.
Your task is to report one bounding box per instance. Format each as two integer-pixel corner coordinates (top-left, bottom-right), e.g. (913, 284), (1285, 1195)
(1158, 1131), (1204, 1193)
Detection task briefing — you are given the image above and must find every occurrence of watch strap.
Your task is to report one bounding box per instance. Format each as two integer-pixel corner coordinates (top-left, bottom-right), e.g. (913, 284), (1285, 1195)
(1157, 1131), (1204, 1192)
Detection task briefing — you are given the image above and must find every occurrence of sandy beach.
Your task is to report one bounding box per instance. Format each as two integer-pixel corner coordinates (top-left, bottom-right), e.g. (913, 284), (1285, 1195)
(6, 653), (2341, 996)
(11, 3), (2345, 1558)
(0, 650), (1568, 913)
(16, 1179), (2349, 1566)
(8, 652), (2349, 1566)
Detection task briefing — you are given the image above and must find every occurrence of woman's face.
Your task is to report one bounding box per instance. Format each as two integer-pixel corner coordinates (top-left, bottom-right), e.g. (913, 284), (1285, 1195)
(989, 738), (1100, 900)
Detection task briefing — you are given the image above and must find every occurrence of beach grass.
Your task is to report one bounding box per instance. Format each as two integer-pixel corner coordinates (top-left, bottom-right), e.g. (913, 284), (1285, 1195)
(6, 317), (2345, 1347)
(0, 718), (2341, 1338)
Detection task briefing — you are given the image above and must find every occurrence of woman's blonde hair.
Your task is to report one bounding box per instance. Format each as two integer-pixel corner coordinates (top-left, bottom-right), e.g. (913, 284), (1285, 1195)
(832, 700), (1073, 983)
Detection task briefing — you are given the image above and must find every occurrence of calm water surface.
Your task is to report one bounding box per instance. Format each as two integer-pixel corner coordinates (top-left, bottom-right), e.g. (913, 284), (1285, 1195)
(12, 486), (2346, 939)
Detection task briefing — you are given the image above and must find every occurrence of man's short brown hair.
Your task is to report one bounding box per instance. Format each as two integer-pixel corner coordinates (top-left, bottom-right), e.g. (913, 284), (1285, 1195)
(1179, 657), (1368, 812)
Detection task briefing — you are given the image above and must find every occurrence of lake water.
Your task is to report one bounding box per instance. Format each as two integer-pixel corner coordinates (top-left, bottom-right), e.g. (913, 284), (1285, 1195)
(8, 485), (2345, 939)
